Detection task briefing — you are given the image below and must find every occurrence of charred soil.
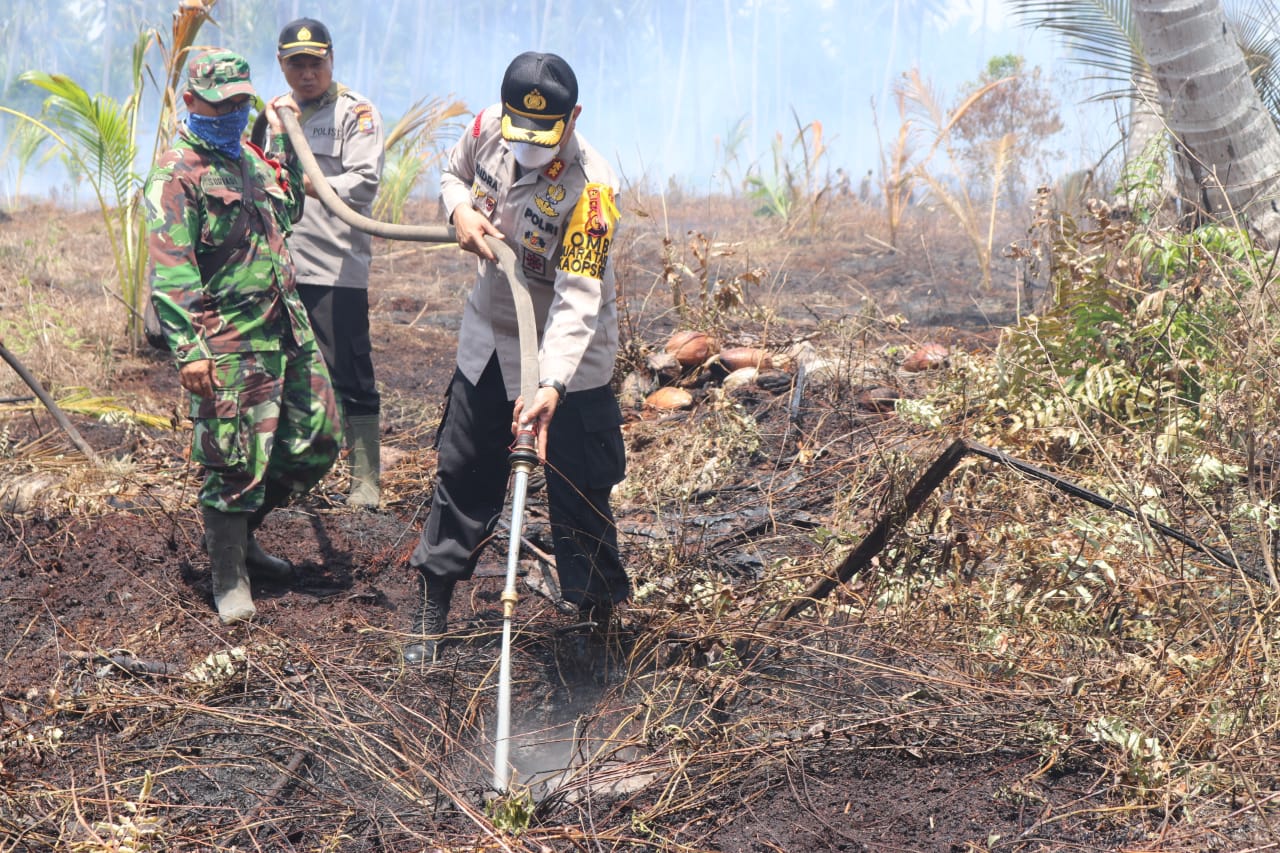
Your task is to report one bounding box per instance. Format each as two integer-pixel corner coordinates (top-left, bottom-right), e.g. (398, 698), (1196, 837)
(0, 197), (1220, 851)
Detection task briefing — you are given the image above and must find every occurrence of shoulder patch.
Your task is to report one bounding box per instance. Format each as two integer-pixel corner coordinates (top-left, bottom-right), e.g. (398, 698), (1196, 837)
(556, 183), (620, 280)
(352, 103), (377, 134)
(472, 110), (484, 138)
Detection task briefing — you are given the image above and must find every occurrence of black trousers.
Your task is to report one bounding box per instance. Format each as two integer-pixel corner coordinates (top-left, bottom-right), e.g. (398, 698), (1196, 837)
(410, 355), (629, 607)
(298, 283), (380, 418)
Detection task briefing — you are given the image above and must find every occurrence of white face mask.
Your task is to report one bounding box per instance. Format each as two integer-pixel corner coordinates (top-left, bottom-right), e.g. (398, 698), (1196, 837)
(510, 141), (559, 169)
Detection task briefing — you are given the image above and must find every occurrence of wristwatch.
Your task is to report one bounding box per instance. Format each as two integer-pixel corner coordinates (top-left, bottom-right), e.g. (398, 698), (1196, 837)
(538, 378), (567, 402)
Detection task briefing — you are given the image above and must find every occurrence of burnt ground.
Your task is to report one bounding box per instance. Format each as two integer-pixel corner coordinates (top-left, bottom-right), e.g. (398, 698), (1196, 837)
(0, 197), (1198, 851)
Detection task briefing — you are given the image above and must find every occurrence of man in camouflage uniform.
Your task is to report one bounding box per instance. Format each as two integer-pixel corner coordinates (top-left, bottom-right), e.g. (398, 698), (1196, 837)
(273, 18), (386, 508)
(402, 51), (628, 663)
(144, 48), (342, 624)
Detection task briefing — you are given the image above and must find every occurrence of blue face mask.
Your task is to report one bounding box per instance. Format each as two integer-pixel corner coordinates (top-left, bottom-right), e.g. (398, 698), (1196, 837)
(186, 105), (251, 159)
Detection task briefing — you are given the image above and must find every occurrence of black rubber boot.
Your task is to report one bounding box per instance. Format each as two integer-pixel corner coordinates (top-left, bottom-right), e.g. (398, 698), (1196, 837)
(579, 598), (614, 641)
(567, 598), (622, 672)
(203, 525), (294, 582)
(246, 535), (294, 582)
(403, 573), (455, 664)
(242, 482), (295, 582)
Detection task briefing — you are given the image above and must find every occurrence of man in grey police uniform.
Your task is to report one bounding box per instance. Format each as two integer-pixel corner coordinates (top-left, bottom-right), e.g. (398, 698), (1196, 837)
(403, 51), (628, 664)
(274, 18), (386, 507)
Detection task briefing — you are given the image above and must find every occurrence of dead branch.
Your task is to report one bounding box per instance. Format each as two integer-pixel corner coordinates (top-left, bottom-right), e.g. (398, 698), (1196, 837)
(0, 339), (100, 465)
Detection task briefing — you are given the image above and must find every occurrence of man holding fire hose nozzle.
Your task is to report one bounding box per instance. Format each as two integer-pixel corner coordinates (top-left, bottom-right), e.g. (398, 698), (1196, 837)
(402, 51), (629, 664)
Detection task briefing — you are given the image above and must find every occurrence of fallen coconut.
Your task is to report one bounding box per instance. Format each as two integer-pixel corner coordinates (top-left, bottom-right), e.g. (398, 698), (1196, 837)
(902, 342), (949, 372)
(645, 386), (694, 410)
(722, 366), (759, 392)
(665, 330), (719, 368)
(754, 369), (793, 393)
(856, 386), (900, 413)
(719, 346), (772, 371)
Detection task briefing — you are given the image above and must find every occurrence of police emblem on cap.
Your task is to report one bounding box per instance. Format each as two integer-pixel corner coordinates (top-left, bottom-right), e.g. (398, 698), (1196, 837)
(277, 18), (333, 58)
(500, 52), (578, 147)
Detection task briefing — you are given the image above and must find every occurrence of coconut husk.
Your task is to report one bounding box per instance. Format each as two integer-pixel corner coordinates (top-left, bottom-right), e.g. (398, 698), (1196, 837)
(719, 347), (772, 371)
(645, 386), (695, 410)
(666, 330), (719, 368)
(902, 343), (949, 372)
(722, 366), (759, 392)
(619, 370), (656, 410)
(856, 386), (900, 413)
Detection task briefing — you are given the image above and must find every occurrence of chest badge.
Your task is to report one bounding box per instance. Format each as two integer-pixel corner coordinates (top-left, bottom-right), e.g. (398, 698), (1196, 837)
(533, 184), (566, 217)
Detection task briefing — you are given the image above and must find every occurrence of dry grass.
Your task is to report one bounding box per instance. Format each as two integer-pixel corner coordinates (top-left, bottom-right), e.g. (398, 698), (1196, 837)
(7, 191), (1280, 850)
(0, 206), (144, 404)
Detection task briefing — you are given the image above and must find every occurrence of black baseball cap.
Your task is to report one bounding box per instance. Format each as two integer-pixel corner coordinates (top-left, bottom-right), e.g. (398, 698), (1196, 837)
(277, 18), (332, 59)
(500, 51), (577, 148)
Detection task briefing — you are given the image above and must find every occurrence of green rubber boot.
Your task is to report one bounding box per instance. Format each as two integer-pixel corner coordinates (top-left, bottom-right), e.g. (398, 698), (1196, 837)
(346, 414), (382, 509)
(202, 508), (255, 624)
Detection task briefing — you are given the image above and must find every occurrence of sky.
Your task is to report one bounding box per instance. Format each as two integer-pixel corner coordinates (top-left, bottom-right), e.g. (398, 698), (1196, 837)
(0, 0), (1113, 205)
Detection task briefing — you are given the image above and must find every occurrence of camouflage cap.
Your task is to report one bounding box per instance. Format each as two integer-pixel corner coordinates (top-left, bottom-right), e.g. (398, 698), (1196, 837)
(186, 48), (255, 103)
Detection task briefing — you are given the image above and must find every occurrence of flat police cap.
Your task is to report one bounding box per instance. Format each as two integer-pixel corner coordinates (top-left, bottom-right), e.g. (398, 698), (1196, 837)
(500, 52), (577, 148)
(277, 18), (333, 59)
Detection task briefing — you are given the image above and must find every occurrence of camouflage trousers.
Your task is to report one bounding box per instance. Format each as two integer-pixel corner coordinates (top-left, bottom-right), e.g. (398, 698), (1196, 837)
(190, 344), (343, 513)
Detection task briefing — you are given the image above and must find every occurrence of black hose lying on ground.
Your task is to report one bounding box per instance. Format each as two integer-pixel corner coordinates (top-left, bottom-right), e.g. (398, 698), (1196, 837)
(778, 437), (1268, 623)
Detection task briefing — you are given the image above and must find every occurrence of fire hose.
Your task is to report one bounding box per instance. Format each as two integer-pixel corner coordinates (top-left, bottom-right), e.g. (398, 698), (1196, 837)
(274, 108), (536, 794)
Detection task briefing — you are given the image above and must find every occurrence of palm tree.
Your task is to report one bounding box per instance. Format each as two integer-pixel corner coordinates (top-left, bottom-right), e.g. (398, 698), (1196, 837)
(1008, 0), (1176, 206)
(2, 1), (220, 349)
(1131, 0), (1280, 242)
(1008, 0), (1280, 244)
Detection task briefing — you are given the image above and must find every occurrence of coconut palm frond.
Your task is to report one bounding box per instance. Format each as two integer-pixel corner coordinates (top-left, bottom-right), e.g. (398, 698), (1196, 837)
(374, 149), (435, 223)
(20, 72), (138, 206)
(168, 1), (217, 94)
(899, 69), (945, 136)
(1230, 0), (1280, 119)
(986, 132), (1014, 258)
(8, 129), (50, 196)
(374, 97), (469, 223)
(384, 96), (469, 152)
(942, 77), (1013, 137)
(1012, 0), (1280, 118)
(1007, 0), (1142, 87)
(899, 70), (1012, 165)
(54, 390), (173, 430)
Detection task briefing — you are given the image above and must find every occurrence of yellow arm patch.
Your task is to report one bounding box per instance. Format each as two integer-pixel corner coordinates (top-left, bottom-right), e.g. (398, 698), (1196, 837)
(556, 183), (620, 280)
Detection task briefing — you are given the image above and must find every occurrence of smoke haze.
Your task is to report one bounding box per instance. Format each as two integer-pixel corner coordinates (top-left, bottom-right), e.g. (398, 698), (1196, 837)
(1, 0), (1098, 204)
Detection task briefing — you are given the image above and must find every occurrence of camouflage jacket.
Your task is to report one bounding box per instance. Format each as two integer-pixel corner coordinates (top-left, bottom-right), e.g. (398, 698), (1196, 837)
(144, 125), (312, 364)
